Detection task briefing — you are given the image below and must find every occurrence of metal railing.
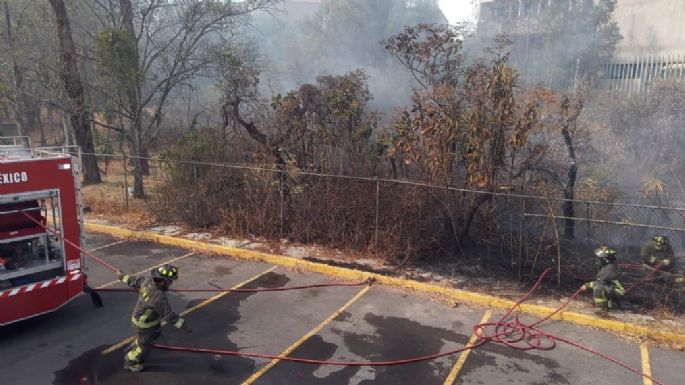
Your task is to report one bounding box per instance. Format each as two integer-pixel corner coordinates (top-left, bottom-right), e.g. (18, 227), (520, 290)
(0, 137), (80, 161)
(514, 54), (685, 93)
(0, 136), (32, 158)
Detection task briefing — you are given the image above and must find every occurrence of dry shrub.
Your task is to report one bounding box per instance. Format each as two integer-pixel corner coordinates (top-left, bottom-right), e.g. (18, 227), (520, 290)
(147, 128), (484, 260)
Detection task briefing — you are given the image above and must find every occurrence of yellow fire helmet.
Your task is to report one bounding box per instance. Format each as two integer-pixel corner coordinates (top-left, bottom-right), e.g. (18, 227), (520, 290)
(594, 246), (617, 259)
(151, 264), (179, 280)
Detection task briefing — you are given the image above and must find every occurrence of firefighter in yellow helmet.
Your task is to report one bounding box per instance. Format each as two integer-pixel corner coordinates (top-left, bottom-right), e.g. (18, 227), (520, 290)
(117, 264), (191, 372)
(582, 246), (625, 315)
(641, 233), (675, 272)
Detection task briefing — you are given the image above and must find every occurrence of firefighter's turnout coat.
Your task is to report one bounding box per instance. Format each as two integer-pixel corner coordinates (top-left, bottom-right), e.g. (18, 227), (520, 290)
(120, 274), (186, 330)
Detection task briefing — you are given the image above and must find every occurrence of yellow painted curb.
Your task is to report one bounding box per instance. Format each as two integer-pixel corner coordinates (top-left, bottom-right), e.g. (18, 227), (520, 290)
(85, 222), (685, 345)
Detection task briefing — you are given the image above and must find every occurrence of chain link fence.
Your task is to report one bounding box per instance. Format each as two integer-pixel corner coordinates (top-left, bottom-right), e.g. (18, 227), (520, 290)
(86, 153), (685, 308)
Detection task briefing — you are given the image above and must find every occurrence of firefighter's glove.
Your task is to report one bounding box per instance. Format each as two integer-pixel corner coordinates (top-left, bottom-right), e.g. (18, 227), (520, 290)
(117, 270), (129, 283)
(580, 283), (589, 292)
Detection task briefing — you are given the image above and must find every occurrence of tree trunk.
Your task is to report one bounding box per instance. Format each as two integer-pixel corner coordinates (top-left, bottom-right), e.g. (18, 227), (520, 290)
(561, 126), (577, 239)
(140, 145), (150, 175)
(119, 0), (145, 196)
(3, 0), (24, 135)
(133, 131), (145, 199)
(459, 193), (492, 242)
(36, 105), (46, 146)
(48, 0), (101, 185)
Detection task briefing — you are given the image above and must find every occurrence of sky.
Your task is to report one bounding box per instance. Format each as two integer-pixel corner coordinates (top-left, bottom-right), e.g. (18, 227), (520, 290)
(439, 0), (477, 24)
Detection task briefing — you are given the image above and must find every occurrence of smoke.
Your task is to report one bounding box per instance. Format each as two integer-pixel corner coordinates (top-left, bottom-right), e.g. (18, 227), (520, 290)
(247, 0), (452, 111)
(473, 0), (621, 89)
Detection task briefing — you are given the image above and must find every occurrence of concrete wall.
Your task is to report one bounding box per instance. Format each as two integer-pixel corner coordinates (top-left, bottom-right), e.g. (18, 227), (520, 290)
(477, 0), (685, 59)
(613, 0), (685, 59)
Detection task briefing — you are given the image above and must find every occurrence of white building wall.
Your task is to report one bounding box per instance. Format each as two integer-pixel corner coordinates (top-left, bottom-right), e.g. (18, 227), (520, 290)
(478, 0), (685, 59)
(613, 0), (685, 59)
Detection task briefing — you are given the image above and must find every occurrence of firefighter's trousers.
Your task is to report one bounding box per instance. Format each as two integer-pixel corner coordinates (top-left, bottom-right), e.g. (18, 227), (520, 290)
(124, 326), (161, 368)
(592, 280), (624, 309)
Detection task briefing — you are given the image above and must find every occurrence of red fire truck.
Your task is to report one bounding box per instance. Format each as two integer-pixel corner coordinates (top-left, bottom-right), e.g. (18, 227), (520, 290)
(0, 137), (92, 326)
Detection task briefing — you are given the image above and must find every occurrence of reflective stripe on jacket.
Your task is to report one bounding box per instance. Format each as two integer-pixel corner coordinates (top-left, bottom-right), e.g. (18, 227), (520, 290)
(120, 274), (185, 329)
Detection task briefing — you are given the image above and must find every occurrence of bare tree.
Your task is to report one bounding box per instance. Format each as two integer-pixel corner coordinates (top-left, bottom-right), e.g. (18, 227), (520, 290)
(48, 0), (101, 184)
(0, 1), (68, 146)
(2, 0), (24, 135)
(92, 0), (279, 198)
(559, 94), (583, 239)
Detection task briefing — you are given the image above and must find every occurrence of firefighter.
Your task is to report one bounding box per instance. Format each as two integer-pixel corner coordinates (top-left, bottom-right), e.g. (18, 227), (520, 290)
(582, 246), (625, 315)
(641, 233), (675, 272)
(117, 264), (192, 373)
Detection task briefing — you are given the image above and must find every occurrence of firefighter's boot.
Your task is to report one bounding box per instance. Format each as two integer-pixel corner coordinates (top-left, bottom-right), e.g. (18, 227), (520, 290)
(123, 343), (145, 372)
(123, 360), (144, 373)
(593, 301), (609, 316)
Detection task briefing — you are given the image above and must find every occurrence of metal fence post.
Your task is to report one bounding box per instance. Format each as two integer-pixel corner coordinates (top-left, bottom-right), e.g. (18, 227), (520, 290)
(123, 153), (129, 212)
(193, 163), (198, 220)
(374, 177), (380, 249)
(586, 202), (591, 239)
(518, 198), (526, 280)
(279, 171), (284, 237)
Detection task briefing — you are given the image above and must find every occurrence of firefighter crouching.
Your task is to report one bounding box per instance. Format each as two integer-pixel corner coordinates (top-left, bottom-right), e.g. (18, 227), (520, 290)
(117, 264), (192, 373)
(582, 246), (625, 315)
(641, 233), (675, 272)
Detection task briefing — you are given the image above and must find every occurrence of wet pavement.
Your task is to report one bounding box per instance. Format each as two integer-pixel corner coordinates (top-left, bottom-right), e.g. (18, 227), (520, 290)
(1, 233), (684, 385)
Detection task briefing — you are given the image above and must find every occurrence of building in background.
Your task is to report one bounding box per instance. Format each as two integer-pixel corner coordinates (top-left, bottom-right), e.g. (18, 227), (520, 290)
(476, 0), (685, 92)
(611, 0), (685, 59)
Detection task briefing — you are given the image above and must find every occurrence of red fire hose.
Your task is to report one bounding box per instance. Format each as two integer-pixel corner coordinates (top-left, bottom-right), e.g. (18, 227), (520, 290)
(152, 269), (667, 385)
(97, 281), (369, 293)
(24, 213), (667, 384)
(22, 212), (120, 272)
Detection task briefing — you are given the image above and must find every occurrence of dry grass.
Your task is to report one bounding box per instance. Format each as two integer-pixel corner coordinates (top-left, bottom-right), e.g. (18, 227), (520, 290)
(81, 159), (156, 228)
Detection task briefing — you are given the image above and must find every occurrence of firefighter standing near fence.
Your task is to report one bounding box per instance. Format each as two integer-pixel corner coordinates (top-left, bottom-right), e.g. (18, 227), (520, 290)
(582, 246), (625, 315)
(641, 233), (676, 272)
(117, 264), (192, 372)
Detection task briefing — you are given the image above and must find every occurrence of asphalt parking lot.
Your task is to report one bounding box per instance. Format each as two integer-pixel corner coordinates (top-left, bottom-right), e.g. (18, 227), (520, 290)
(1, 232), (684, 385)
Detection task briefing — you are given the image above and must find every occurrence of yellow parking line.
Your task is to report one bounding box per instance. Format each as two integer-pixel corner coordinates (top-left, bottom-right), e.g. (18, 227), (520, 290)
(87, 223), (685, 345)
(88, 240), (126, 252)
(640, 344), (653, 385)
(101, 266), (277, 355)
(241, 285), (371, 385)
(443, 310), (492, 385)
(96, 251), (196, 289)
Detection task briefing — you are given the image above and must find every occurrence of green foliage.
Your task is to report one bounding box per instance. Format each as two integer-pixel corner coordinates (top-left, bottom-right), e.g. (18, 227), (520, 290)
(541, 0), (621, 78)
(94, 28), (139, 95)
(492, 0), (622, 85)
(269, 70), (380, 170)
